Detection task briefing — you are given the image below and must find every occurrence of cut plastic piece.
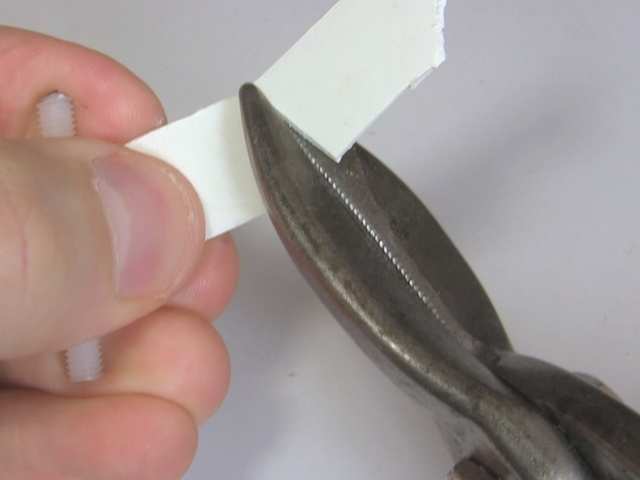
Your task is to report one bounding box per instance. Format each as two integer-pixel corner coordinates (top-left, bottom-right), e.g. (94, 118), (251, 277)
(37, 92), (76, 137)
(66, 339), (103, 382)
(128, 0), (446, 239)
(37, 92), (104, 383)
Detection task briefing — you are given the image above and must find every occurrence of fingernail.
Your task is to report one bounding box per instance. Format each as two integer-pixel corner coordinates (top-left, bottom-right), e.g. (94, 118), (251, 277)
(92, 154), (198, 297)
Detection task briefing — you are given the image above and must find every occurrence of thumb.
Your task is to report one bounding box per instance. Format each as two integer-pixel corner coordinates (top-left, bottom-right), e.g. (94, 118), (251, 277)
(0, 138), (204, 359)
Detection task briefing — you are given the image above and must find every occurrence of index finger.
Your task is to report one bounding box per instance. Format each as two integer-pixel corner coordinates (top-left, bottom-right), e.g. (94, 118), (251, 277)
(0, 26), (166, 142)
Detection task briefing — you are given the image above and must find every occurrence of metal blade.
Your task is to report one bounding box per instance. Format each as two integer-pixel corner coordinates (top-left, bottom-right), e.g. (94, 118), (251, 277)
(239, 83), (594, 480)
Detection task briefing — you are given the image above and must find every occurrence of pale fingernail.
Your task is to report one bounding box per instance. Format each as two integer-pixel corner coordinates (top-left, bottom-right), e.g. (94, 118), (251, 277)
(92, 154), (198, 297)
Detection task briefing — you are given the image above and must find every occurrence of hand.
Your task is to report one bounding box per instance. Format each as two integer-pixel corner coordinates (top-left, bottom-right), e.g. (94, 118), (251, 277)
(0, 27), (238, 480)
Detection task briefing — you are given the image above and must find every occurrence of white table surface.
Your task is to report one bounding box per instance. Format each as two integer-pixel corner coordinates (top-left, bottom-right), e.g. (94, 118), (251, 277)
(5, 1), (640, 478)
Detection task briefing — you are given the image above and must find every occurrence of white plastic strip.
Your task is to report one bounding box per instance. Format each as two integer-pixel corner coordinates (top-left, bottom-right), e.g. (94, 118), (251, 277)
(128, 98), (259, 238)
(127, 0), (446, 239)
(256, 0), (446, 159)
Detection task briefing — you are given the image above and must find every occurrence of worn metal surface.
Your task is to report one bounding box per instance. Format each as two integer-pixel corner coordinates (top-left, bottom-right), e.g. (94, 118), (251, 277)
(494, 353), (640, 480)
(239, 83), (639, 479)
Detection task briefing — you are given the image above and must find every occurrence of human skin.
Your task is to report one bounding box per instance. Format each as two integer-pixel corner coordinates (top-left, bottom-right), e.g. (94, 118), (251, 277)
(0, 26), (239, 480)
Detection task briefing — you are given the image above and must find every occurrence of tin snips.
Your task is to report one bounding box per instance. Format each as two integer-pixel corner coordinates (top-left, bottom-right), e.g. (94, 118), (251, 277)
(238, 83), (640, 480)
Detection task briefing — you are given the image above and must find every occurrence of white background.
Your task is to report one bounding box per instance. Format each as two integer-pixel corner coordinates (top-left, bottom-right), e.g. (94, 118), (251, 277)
(4, 1), (640, 478)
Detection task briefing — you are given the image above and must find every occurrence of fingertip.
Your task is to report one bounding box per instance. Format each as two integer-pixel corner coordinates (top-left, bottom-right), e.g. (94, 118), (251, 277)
(102, 308), (231, 423)
(0, 26), (166, 141)
(204, 325), (231, 420)
(69, 395), (199, 480)
(0, 391), (198, 480)
(1, 310), (231, 425)
(169, 233), (240, 321)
